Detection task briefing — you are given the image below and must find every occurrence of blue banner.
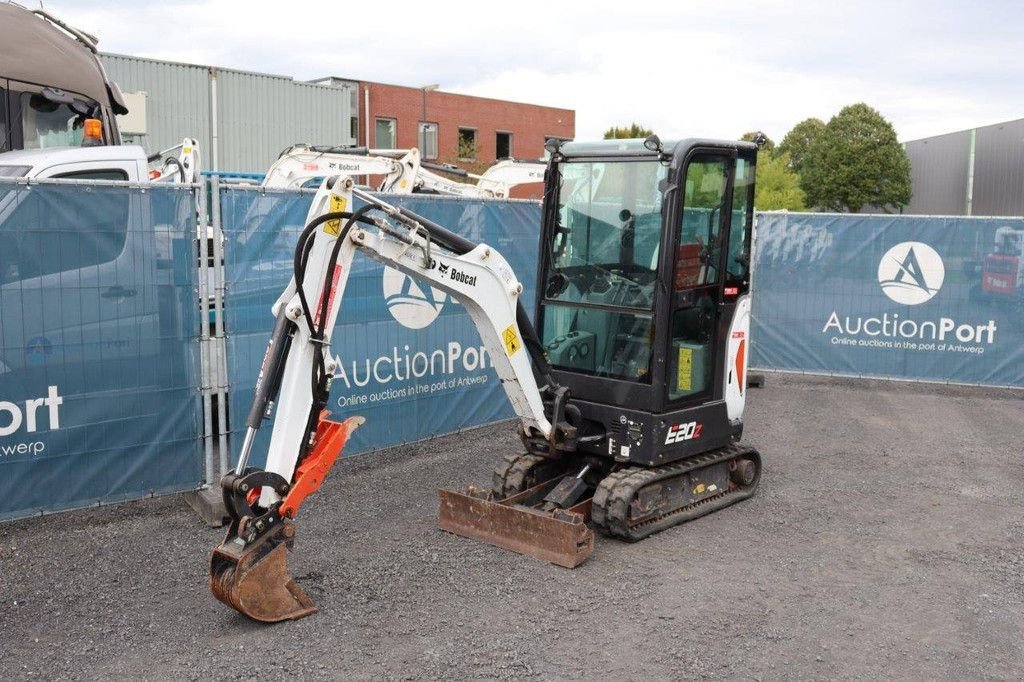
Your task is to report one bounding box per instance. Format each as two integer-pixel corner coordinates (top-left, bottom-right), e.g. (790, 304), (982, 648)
(751, 212), (1024, 387)
(0, 181), (203, 520)
(221, 189), (542, 466)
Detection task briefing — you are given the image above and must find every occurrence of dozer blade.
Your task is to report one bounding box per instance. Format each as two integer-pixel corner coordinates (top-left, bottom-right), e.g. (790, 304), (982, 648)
(438, 477), (594, 568)
(210, 519), (316, 623)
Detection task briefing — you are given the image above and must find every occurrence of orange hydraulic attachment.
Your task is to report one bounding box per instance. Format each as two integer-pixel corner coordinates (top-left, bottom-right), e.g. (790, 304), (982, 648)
(280, 412), (365, 519)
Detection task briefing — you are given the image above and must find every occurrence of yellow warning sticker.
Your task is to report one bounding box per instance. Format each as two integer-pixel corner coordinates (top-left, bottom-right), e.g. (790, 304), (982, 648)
(324, 194), (348, 236)
(502, 325), (521, 356)
(677, 346), (693, 392)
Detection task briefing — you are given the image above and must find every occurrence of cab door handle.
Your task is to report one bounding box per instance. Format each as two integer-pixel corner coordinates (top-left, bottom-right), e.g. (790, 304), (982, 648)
(102, 285), (137, 299)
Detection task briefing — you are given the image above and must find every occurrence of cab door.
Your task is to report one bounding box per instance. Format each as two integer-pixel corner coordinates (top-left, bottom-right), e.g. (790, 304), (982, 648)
(0, 163), (156, 394)
(664, 152), (734, 405)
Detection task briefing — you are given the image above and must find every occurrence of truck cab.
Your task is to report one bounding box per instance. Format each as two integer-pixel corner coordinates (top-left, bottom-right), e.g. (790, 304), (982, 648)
(0, 4), (126, 154)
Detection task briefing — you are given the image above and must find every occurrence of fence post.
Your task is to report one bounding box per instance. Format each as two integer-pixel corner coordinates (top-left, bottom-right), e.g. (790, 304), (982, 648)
(211, 177), (229, 476)
(185, 175), (229, 526)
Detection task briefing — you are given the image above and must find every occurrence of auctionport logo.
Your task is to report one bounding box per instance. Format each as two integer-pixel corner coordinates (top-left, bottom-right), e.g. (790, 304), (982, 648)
(822, 239), (998, 352)
(383, 266), (446, 329)
(877, 241), (945, 305)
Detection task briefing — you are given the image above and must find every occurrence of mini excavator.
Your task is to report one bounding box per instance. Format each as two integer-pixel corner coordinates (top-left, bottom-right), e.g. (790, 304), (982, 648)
(210, 135), (765, 622)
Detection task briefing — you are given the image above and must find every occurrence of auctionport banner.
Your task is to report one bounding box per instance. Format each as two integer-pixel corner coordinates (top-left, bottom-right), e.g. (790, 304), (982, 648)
(750, 212), (1024, 387)
(220, 189), (542, 466)
(0, 181), (203, 520)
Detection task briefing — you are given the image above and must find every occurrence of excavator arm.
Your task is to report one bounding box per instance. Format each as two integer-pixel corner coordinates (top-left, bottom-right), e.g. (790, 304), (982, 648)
(210, 176), (574, 622)
(261, 144), (422, 193)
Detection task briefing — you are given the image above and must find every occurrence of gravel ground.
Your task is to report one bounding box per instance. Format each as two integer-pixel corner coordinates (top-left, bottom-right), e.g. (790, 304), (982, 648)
(1, 373), (1022, 681)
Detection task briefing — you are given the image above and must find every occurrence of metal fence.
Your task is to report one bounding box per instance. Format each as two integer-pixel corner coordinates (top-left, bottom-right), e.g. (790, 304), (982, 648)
(3, 177), (1022, 522)
(750, 212), (1024, 387)
(0, 178), (203, 520)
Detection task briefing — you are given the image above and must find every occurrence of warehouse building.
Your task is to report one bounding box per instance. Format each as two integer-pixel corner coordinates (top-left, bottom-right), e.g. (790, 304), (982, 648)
(904, 117), (1024, 216)
(98, 54), (574, 175)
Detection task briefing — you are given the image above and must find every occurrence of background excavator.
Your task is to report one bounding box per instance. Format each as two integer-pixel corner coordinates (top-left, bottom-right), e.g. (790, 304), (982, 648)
(261, 143), (545, 198)
(210, 134), (765, 623)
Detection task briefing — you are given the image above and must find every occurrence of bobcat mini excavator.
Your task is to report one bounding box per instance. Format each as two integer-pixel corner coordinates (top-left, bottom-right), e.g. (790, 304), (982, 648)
(210, 135), (764, 622)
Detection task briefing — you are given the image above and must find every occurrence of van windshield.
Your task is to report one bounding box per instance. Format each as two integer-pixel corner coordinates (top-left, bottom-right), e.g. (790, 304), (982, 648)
(20, 92), (87, 149)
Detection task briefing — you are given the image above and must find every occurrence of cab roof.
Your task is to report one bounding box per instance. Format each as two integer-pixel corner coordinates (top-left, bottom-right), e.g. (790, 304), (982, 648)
(558, 137), (758, 160)
(0, 4), (123, 112)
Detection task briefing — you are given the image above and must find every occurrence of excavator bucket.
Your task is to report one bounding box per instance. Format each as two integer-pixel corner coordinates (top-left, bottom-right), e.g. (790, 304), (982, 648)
(210, 415), (362, 623)
(438, 476), (594, 568)
(210, 521), (315, 623)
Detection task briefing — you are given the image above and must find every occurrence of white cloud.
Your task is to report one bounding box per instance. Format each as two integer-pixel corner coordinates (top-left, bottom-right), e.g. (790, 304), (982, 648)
(43, 0), (1024, 142)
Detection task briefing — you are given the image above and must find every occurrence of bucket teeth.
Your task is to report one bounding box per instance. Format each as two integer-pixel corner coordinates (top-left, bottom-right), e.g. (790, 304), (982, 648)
(210, 520), (316, 623)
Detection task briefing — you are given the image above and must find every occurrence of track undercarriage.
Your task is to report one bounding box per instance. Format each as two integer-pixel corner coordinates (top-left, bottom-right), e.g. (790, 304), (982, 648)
(439, 444), (761, 566)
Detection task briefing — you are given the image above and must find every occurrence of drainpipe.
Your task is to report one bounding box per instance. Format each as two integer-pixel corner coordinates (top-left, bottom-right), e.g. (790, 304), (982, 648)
(364, 85), (370, 147)
(965, 127), (976, 216)
(210, 67), (220, 172)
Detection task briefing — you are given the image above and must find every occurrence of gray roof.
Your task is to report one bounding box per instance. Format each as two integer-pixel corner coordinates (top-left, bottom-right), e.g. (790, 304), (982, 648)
(0, 4), (119, 110)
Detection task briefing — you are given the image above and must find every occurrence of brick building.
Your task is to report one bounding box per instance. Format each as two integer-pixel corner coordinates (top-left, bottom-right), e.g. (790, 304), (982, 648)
(312, 77), (575, 166)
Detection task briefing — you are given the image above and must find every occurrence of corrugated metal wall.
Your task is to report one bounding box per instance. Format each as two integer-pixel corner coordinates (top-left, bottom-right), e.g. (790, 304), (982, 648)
(973, 118), (1024, 216)
(905, 118), (1024, 216)
(904, 130), (971, 215)
(99, 53), (354, 172)
(217, 69), (353, 172)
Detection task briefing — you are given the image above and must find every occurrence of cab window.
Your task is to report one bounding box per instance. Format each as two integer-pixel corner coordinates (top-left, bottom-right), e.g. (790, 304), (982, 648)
(674, 156), (728, 290)
(725, 156), (754, 288)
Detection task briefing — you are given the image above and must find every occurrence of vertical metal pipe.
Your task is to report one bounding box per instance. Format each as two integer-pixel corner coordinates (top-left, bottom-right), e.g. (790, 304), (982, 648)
(197, 181), (214, 486)
(209, 67), (220, 172)
(363, 86), (370, 147)
(965, 128), (976, 216)
(211, 176), (229, 477)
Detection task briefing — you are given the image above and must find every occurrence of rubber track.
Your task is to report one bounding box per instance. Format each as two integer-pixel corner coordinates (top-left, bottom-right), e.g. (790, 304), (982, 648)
(491, 453), (548, 498)
(591, 444), (761, 541)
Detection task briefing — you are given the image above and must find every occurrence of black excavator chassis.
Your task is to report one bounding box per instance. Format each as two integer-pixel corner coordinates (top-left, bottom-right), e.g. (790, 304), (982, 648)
(487, 446), (761, 546)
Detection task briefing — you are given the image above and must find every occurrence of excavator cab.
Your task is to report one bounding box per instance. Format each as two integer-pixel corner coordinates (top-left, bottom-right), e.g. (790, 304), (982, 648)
(442, 136), (761, 559)
(536, 137), (756, 464)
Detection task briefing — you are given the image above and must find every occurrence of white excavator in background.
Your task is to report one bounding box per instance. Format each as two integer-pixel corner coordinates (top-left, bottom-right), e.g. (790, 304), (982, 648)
(260, 143), (545, 199)
(260, 144), (421, 193)
(210, 134), (766, 623)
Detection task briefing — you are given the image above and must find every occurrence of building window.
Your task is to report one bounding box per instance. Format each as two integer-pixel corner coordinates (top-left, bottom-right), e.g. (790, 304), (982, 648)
(496, 131), (513, 160)
(419, 122), (438, 159)
(458, 128), (477, 161)
(376, 118), (396, 148)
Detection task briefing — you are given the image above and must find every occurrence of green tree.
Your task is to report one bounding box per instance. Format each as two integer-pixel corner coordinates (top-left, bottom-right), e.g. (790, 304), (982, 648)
(603, 123), (654, 139)
(740, 131), (775, 154)
(754, 152), (806, 211)
(778, 118), (825, 174)
(800, 104), (911, 213)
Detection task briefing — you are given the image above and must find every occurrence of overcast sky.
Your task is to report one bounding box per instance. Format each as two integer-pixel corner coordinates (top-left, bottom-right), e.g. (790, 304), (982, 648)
(43, 0), (1024, 143)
